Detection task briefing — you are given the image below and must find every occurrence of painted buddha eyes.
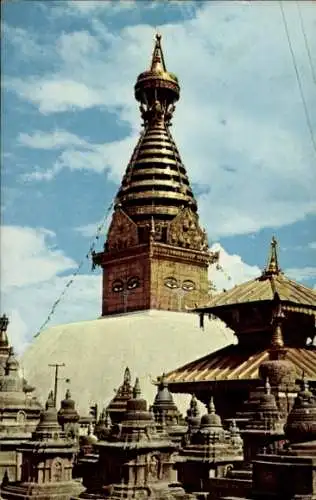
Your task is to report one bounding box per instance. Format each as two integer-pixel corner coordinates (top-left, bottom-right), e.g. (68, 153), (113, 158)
(182, 280), (196, 291)
(164, 277), (178, 289)
(127, 277), (140, 290)
(164, 277), (196, 291)
(112, 277), (140, 293)
(112, 280), (124, 293)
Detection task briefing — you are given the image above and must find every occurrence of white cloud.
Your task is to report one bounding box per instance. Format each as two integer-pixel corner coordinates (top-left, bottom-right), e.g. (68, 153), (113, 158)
(18, 129), (90, 150)
(0, 226), (76, 289)
(74, 218), (111, 239)
(285, 266), (316, 282)
(1, 225), (101, 354)
(4, 2), (316, 237)
(209, 243), (261, 292)
(308, 242), (316, 250)
(2, 22), (45, 59)
(19, 129), (138, 182)
(62, 0), (136, 15)
(8, 78), (103, 114)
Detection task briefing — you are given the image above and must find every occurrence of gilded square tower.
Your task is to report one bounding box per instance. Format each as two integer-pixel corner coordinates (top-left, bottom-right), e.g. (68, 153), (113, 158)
(93, 34), (217, 315)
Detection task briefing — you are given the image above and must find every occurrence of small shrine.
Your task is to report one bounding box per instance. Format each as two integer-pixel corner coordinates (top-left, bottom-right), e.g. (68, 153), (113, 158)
(94, 409), (112, 441)
(176, 398), (243, 495)
(75, 378), (193, 500)
(105, 367), (133, 424)
(247, 380), (316, 499)
(0, 314), (42, 482)
(58, 389), (80, 440)
(151, 374), (186, 444)
(0, 390), (83, 500)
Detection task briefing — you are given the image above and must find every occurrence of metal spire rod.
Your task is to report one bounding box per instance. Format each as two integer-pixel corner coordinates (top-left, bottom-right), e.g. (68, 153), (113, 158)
(48, 363), (65, 407)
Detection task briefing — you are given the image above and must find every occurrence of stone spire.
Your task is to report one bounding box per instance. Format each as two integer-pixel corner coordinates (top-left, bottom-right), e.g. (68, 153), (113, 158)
(34, 390), (62, 439)
(57, 388), (80, 439)
(0, 315), (10, 375)
(0, 315), (9, 348)
(106, 367), (133, 424)
(284, 378), (316, 446)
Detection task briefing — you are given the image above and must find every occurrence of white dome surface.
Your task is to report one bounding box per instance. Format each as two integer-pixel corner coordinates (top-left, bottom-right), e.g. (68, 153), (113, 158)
(20, 310), (234, 415)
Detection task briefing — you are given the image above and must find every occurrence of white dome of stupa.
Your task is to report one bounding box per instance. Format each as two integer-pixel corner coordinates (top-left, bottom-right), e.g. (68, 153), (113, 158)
(21, 310), (233, 416)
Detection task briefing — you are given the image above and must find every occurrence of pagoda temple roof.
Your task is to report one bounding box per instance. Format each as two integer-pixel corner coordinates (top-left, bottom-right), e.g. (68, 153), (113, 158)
(165, 344), (316, 388)
(197, 237), (316, 316)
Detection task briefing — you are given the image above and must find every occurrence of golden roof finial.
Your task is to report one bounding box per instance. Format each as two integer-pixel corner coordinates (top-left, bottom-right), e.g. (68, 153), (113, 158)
(271, 303), (285, 348)
(150, 30), (166, 73)
(264, 236), (281, 276)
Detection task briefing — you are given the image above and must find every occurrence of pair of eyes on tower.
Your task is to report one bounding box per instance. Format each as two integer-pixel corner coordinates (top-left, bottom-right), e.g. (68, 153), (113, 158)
(112, 277), (140, 293)
(164, 277), (196, 291)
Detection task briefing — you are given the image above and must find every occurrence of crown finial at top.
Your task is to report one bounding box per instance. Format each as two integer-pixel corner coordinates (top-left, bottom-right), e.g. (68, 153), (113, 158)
(134, 33), (180, 126)
(263, 236), (281, 277)
(150, 31), (166, 73)
(124, 367), (131, 385)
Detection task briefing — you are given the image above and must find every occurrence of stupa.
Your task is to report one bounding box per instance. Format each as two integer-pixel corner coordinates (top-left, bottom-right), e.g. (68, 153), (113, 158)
(21, 34), (232, 415)
(0, 391), (83, 500)
(74, 378), (193, 500)
(0, 315), (42, 482)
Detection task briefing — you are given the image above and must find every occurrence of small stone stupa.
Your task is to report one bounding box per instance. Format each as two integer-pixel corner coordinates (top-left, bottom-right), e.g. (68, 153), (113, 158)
(1, 390), (83, 499)
(0, 314), (42, 482)
(75, 378), (193, 500)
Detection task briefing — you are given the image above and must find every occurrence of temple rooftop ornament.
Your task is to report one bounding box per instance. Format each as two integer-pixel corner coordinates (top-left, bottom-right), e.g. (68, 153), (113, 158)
(195, 236), (316, 318)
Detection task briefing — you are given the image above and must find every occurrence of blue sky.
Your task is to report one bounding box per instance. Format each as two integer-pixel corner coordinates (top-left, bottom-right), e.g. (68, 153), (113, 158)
(1, 0), (316, 352)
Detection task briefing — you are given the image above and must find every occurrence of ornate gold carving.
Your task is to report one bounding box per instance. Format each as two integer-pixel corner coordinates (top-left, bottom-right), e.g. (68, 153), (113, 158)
(107, 208), (138, 251)
(167, 207), (208, 251)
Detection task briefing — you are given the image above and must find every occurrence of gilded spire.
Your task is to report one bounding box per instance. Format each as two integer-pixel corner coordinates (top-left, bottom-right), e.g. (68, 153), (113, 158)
(109, 33), (202, 234)
(135, 32), (180, 126)
(271, 303), (285, 348)
(263, 236), (281, 277)
(150, 32), (166, 73)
